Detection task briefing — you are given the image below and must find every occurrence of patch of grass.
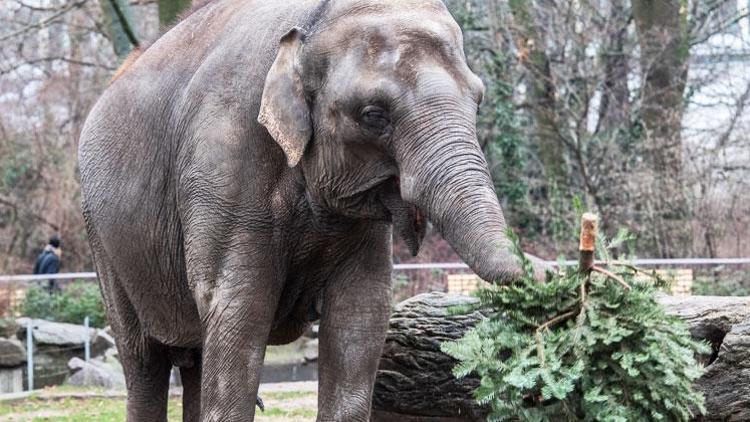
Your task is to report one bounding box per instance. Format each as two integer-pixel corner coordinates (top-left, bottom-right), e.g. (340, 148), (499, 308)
(0, 396), (180, 421)
(264, 340), (306, 365)
(263, 390), (314, 401)
(261, 407), (317, 418)
(0, 386), (317, 421)
(38, 385), (112, 395)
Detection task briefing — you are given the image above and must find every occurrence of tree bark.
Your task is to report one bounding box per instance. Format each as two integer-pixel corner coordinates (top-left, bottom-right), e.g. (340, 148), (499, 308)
(100, 0), (139, 59)
(632, 0), (691, 257)
(372, 292), (750, 421)
(596, 0), (631, 135)
(507, 0), (567, 188)
(372, 294), (488, 421)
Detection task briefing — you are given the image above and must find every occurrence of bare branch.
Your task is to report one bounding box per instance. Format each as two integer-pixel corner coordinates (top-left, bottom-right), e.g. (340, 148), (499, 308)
(0, 197), (60, 231)
(1, 56), (117, 75)
(0, 0), (88, 43)
(690, 11), (750, 46)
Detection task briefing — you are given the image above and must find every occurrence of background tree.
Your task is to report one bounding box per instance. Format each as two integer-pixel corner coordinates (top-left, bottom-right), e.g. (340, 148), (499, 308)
(101, 0), (140, 59)
(423, 0), (750, 263)
(1, 0), (749, 285)
(632, 0), (691, 257)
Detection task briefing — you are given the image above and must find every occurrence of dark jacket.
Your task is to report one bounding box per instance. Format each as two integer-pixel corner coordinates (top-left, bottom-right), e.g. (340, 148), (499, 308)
(33, 248), (60, 275)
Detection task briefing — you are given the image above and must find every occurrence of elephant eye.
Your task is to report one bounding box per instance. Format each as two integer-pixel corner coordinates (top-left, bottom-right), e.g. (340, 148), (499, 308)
(360, 105), (392, 138)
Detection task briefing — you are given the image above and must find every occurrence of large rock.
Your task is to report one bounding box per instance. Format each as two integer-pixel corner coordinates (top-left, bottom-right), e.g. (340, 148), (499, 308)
(373, 293), (750, 421)
(15, 318), (106, 388)
(16, 318), (96, 346)
(0, 367), (23, 394)
(67, 357), (125, 389)
(0, 337), (26, 367)
(303, 338), (318, 363)
(92, 330), (116, 357)
(0, 337), (26, 394)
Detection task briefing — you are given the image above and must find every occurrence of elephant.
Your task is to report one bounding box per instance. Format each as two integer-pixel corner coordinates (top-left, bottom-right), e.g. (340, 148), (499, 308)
(78, 0), (548, 420)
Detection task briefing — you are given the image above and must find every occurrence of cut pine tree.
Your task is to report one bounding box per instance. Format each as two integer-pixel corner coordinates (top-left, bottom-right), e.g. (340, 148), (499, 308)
(441, 214), (709, 422)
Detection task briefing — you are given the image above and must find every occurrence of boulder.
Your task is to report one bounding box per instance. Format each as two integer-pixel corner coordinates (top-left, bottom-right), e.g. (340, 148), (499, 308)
(104, 346), (119, 362)
(303, 338), (318, 363)
(14, 318), (105, 388)
(303, 324), (319, 339)
(103, 325), (115, 338)
(67, 357), (125, 389)
(0, 337), (26, 394)
(0, 337), (26, 368)
(16, 318), (96, 346)
(372, 293), (750, 422)
(0, 367), (23, 394)
(92, 330), (116, 356)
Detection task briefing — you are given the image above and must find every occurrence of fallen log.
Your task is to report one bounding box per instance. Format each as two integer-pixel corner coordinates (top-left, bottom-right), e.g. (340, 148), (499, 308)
(372, 292), (750, 421)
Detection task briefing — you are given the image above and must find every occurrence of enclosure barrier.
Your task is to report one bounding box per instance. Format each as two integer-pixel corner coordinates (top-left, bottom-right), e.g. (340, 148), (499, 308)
(391, 258), (750, 270)
(0, 316), (94, 394)
(26, 320), (32, 391)
(1, 259), (749, 283)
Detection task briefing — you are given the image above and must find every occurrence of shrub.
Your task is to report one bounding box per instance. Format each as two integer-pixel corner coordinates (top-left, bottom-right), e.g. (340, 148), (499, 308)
(20, 281), (107, 328)
(692, 268), (750, 296)
(441, 231), (709, 421)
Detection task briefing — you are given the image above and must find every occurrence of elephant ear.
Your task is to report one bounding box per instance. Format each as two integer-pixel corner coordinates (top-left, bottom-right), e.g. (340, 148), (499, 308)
(258, 27), (312, 168)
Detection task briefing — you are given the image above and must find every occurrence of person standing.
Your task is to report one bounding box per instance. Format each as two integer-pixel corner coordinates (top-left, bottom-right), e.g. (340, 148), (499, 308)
(33, 235), (62, 292)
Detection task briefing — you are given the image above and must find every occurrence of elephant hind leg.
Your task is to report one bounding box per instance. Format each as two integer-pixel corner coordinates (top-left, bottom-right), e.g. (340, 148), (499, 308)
(180, 365), (201, 422)
(84, 208), (174, 419)
(177, 351), (202, 422)
(120, 338), (172, 422)
(97, 268), (172, 421)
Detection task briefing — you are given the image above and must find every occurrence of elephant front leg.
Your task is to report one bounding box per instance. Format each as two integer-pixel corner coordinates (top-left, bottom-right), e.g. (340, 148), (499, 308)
(316, 229), (393, 421)
(196, 264), (281, 421)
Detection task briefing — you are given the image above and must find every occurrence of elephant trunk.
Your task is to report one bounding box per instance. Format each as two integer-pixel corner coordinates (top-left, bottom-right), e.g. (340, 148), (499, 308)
(398, 119), (529, 284)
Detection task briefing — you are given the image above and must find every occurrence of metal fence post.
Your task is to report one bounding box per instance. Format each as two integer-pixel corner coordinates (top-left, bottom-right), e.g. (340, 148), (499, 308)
(26, 320), (33, 391)
(84, 315), (91, 362)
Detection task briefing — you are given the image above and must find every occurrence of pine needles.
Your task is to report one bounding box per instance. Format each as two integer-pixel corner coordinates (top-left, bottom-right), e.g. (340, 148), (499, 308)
(441, 230), (709, 421)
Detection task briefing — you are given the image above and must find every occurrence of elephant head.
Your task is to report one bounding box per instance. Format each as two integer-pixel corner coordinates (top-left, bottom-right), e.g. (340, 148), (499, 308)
(259, 0), (547, 283)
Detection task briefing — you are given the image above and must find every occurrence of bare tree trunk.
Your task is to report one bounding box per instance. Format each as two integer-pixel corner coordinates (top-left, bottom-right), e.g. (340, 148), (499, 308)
(596, 1), (631, 134)
(100, 0), (140, 59)
(507, 0), (567, 189)
(587, 1), (633, 237)
(632, 0), (691, 257)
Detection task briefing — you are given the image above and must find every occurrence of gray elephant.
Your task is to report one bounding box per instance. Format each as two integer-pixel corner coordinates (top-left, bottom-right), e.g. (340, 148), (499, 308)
(78, 0), (547, 420)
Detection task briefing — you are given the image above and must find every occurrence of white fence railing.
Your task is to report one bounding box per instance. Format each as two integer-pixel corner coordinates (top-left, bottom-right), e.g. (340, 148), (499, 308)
(0, 272), (98, 282)
(392, 258), (750, 270)
(1, 258), (749, 282)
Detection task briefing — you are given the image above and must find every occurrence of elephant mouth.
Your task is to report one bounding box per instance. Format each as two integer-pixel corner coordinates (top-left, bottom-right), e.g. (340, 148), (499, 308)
(330, 176), (426, 256)
(378, 177), (426, 257)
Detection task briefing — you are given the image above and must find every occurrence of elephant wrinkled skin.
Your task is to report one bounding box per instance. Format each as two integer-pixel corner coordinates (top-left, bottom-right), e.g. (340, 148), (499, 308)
(78, 0), (547, 420)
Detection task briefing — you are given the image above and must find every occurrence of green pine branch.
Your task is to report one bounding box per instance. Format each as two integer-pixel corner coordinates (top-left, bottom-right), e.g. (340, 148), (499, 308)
(442, 229), (709, 421)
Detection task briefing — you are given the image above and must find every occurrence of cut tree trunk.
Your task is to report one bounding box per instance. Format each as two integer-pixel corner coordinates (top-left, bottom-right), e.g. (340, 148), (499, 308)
(372, 292), (750, 421)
